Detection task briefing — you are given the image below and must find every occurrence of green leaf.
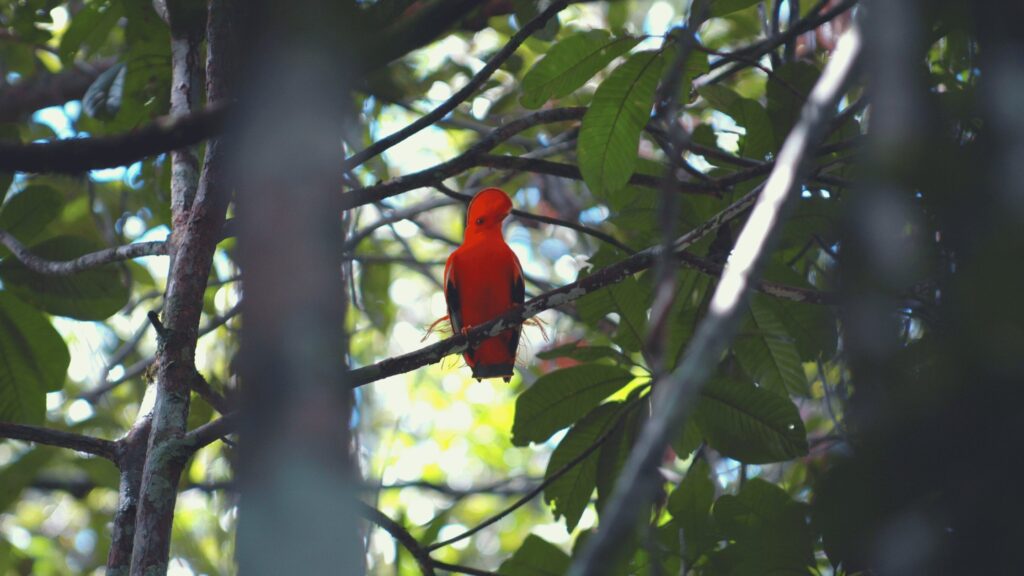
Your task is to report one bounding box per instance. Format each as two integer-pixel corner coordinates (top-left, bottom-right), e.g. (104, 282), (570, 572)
(58, 0), (122, 64)
(511, 364), (634, 446)
(734, 298), (808, 396)
(767, 62), (820, 141)
(0, 185), (62, 258)
(699, 85), (776, 160)
(544, 402), (624, 532)
(0, 293), (70, 424)
(711, 479), (815, 574)
(710, 0), (763, 18)
(578, 50), (665, 197)
(520, 31), (640, 109)
(498, 534), (570, 576)
(0, 236), (130, 320)
(359, 262), (395, 332)
(694, 377), (808, 464)
(667, 459), (717, 562)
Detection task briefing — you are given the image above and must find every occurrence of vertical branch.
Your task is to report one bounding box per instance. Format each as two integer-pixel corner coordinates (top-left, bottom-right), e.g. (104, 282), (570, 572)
(233, 1), (361, 574)
(128, 1), (237, 573)
(105, 417), (151, 576)
(568, 26), (863, 576)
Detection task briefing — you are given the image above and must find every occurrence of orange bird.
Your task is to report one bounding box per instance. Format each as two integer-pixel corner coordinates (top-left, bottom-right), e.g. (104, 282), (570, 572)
(443, 188), (525, 382)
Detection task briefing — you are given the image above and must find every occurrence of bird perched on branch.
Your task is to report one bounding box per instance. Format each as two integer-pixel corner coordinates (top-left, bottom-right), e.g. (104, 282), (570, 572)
(438, 187), (525, 382)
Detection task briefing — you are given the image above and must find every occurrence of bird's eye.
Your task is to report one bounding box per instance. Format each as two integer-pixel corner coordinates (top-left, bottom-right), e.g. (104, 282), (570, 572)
(475, 217), (485, 225)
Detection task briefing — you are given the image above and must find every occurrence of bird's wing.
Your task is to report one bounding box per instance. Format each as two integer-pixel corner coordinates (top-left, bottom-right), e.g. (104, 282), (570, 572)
(443, 251), (463, 335)
(507, 249), (525, 358)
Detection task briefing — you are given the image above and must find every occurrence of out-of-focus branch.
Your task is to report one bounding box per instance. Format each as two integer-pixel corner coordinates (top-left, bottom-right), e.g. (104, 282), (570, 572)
(0, 106), (227, 174)
(0, 231), (166, 275)
(0, 421), (118, 461)
(343, 0), (569, 171)
(359, 502), (437, 576)
(474, 154), (722, 196)
(568, 26), (862, 576)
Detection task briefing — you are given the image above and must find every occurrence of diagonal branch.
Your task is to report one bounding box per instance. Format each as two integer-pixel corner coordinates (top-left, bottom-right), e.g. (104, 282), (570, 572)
(0, 231), (167, 275)
(0, 421), (118, 461)
(342, 0), (569, 171)
(567, 25), (863, 576)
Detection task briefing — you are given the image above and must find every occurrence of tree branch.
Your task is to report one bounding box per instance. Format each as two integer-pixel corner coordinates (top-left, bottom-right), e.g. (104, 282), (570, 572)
(0, 421), (118, 461)
(358, 502), (437, 576)
(340, 107), (586, 210)
(0, 232), (167, 275)
(0, 106), (227, 174)
(342, 0), (569, 171)
(567, 25), (863, 576)
(474, 154), (722, 196)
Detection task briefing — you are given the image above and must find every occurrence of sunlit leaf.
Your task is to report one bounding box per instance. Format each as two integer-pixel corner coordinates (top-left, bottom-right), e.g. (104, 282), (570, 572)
(520, 30), (640, 109)
(578, 50), (665, 197)
(58, 0), (122, 64)
(512, 364), (634, 446)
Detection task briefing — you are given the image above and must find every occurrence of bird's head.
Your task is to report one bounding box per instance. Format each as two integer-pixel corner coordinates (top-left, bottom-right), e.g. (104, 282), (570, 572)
(466, 187), (513, 236)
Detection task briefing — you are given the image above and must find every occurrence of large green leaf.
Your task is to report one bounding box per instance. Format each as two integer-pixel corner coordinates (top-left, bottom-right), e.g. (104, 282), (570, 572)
(544, 402), (624, 532)
(710, 479), (815, 575)
(498, 534), (570, 576)
(767, 62), (821, 142)
(578, 50), (665, 197)
(734, 298), (809, 396)
(667, 459), (718, 562)
(694, 377), (808, 464)
(0, 185), (62, 258)
(0, 293), (70, 424)
(520, 30), (640, 109)
(0, 236), (130, 320)
(511, 364), (634, 446)
(700, 85), (776, 160)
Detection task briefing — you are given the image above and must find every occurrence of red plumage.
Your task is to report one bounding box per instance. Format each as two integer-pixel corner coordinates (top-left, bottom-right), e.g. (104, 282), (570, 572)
(443, 188), (525, 382)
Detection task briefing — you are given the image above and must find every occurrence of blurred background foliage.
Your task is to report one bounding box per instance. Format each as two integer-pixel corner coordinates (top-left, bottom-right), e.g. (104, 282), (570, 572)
(0, 0), (1005, 574)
